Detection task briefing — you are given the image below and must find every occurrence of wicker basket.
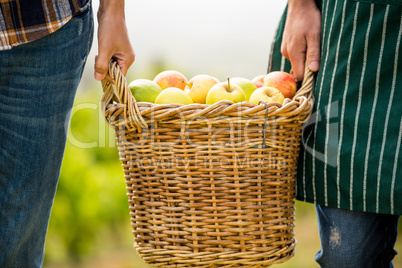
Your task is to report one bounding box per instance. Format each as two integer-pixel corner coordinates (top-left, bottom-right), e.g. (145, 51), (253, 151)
(101, 60), (315, 268)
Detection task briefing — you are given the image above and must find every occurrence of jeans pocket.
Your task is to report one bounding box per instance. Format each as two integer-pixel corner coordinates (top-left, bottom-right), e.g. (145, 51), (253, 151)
(74, 0), (92, 18)
(352, 0), (402, 5)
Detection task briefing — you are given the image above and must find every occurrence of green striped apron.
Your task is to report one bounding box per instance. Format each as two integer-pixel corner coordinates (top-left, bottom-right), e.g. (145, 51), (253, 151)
(269, 0), (402, 215)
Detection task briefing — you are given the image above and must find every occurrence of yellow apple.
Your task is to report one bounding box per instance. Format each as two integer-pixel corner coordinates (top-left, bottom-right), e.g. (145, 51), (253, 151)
(184, 74), (220, 104)
(205, 80), (246, 105)
(249, 86), (285, 105)
(229, 77), (258, 101)
(263, 71), (297, 99)
(153, 70), (188, 90)
(252, 74), (265, 88)
(155, 87), (193, 105)
(128, 79), (163, 103)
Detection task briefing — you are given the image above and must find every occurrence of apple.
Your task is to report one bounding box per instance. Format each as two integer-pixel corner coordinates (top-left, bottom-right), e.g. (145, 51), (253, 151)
(205, 79), (246, 105)
(155, 87), (193, 105)
(184, 74), (220, 104)
(252, 75), (265, 88)
(153, 70), (188, 90)
(249, 86), (285, 105)
(128, 79), (163, 103)
(263, 71), (297, 99)
(229, 77), (258, 101)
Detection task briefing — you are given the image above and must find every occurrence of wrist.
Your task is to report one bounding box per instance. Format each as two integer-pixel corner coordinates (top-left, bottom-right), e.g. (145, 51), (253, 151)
(98, 0), (125, 20)
(288, 0), (317, 10)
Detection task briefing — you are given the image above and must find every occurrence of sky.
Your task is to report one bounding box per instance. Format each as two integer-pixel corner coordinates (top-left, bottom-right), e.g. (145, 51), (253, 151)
(81, 0), (287, 89)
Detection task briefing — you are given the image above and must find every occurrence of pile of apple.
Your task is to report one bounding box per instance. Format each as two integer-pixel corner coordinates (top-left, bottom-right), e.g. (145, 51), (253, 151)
(128, 70), (297, 105)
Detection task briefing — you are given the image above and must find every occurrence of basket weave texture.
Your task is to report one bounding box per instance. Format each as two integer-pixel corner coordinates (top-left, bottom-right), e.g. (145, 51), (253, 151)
(101, 61), (315, 268)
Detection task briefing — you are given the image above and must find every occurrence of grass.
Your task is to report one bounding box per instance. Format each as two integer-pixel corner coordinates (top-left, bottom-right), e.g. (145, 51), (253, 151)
(44, 201), (402, 268)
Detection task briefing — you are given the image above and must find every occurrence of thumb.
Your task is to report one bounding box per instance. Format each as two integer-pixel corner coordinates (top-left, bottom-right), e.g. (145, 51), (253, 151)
(306, 32), (321, 72)
(94, 53), (111, 81)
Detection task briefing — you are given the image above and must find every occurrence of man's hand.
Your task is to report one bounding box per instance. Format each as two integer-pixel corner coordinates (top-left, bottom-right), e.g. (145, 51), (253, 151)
(281, 0), (321, 81)
(95, 0), (134, 81)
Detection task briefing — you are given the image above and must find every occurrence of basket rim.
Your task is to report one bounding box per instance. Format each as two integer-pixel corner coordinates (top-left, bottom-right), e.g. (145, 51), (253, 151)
(101, 60), (315, 131)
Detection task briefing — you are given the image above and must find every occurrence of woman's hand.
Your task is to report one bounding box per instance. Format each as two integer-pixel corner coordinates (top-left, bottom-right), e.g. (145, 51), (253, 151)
(95, 0), (134, 81)
(281, 0), (321, 81)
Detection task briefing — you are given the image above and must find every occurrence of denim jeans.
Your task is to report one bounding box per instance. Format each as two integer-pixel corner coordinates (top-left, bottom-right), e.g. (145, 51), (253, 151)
(0, 2), (93, 267)
(315, 205), (400, 268)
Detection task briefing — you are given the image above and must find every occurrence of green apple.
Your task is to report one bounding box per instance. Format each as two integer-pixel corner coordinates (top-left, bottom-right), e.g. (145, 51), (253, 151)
(153, 70), (188, 90)
(229, 77), (258, 101)
(184, 74), (220, 104)
(205, 79), (246, 105)
(155, 87), (193, 105)
(249, 86), (285, 105)
(128, 79), (163, 103)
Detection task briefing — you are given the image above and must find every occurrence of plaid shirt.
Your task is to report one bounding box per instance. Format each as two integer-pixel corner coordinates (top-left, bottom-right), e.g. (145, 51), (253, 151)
(0, 0), (86, 50)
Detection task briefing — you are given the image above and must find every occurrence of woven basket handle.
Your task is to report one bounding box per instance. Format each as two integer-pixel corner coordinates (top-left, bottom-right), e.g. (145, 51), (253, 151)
(293, 66), (315, 100)
(101, 60), (148, 132)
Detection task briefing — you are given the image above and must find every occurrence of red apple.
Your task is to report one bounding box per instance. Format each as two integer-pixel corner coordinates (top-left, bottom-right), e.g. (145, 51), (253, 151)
(263, 71), (297, 99)
(184, 74), (220, 104)
(252, 74), (265, 88)
(153, 70), (188, 90)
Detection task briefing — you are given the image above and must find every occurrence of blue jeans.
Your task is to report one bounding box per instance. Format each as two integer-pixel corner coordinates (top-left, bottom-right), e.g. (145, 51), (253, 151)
(315, 205), (400, 268)
(0, 3), (93, 267)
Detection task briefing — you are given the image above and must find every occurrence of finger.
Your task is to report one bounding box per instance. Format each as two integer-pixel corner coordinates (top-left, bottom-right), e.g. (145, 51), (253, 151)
(289, 48), (306, 82)
(281, 43), (290, 61)
(281, 40), (306, 81)
(94, 52), (111, 81)
(115, 52), (135, 77)
(306, 31), (321, 72)
(116, 61), (127, 77)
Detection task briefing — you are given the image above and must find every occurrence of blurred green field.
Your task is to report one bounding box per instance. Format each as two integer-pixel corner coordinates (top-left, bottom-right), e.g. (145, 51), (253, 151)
(43, 86), (402, 268)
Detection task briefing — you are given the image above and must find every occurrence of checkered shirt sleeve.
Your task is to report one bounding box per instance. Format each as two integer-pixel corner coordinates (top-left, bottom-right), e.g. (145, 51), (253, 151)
(0, 0), (85, 50)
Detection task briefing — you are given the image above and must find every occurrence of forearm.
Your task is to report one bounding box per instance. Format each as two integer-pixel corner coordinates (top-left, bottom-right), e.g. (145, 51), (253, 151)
(95, 0), (134, 80)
